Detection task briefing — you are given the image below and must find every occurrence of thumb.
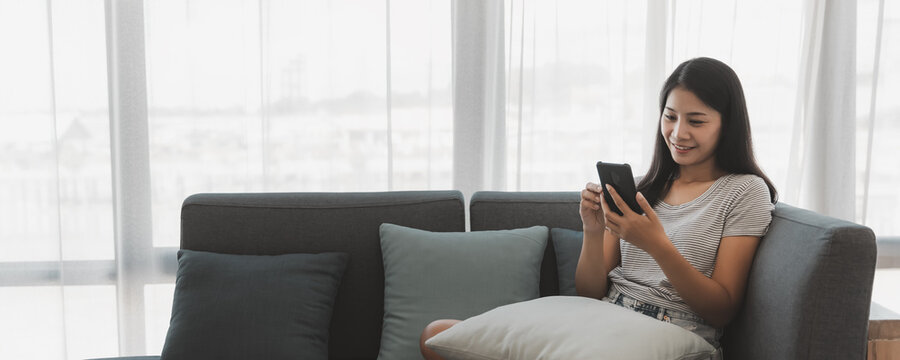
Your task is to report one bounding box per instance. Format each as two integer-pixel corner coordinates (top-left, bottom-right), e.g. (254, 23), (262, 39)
(637, 192), (658, 221)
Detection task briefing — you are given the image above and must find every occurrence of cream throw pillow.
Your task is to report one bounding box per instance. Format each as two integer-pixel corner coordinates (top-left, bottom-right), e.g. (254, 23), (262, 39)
(425, 296), (716, 360)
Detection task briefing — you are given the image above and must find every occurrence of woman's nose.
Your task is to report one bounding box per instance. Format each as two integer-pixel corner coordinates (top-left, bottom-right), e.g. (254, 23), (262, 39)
(672, 120), (687, 139)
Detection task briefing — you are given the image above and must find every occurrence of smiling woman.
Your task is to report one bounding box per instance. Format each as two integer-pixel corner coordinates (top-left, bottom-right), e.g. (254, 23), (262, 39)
(580, 58), (776, 353)
(420, 58), (776, 359)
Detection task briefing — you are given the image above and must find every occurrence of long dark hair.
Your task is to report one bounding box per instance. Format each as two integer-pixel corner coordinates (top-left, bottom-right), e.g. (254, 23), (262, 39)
(636, 57), (777, 205)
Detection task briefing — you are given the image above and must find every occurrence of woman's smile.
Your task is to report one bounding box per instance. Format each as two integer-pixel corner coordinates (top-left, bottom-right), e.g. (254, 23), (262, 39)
(671, 143), (695, 153)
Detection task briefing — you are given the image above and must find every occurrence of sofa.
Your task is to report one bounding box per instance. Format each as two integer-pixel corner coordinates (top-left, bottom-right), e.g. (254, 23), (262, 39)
(101, 190), (877, 360)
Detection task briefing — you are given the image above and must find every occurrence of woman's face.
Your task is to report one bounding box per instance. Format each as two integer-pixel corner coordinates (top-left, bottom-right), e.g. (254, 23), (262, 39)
(660, 86), (722, 170)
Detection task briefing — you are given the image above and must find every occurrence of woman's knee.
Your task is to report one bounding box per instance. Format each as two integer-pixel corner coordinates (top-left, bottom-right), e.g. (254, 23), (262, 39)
(420, 319), (461, 359)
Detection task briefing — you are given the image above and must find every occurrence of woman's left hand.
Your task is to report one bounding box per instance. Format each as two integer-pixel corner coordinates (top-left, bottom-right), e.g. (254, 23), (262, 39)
(600, 184), (668, 256)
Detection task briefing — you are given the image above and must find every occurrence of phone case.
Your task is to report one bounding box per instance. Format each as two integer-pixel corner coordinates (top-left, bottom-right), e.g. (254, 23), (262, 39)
(596, 161), (643, 216)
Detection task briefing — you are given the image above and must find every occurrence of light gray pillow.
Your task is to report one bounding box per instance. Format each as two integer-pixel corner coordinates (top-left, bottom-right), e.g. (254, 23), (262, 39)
(425, 296), (716, 360)
(378, 223), (549, 360)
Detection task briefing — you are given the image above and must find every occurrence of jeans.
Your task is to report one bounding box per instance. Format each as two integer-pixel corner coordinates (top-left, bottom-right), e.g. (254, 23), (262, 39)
(602, 288), (724, 359)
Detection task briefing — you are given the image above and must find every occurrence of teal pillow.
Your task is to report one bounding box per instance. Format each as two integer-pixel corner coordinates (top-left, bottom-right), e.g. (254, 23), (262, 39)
(378, 224), (548, 360)
(551, 228), (584, 296)
(160, 250), (348, 360)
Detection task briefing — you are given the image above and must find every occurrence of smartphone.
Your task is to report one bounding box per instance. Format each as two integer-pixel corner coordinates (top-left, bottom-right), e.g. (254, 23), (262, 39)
(595, 161), (643, 216)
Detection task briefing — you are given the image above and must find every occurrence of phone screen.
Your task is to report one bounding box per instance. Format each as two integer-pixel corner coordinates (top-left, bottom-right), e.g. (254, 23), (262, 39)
(596, 161), (643, 215)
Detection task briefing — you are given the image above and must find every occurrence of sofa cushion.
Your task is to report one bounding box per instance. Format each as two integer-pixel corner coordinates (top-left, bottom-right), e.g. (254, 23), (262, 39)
(551, 227), (584, 296)
(378, 223), (548, 360)
(425, 296), (716, 360)
(160, 250), (348, 360)
(469, 191), (582, 297)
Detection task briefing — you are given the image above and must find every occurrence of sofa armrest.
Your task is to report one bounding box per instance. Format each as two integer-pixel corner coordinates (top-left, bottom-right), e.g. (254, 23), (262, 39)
(722, 202), (877, 360)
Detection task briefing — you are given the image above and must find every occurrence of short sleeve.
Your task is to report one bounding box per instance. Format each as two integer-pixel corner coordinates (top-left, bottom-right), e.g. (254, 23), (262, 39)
(723, 176), (774, 238)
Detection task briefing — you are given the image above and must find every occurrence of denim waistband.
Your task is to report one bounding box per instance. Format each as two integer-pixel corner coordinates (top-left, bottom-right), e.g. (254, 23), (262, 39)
(602, 287), (707, 325)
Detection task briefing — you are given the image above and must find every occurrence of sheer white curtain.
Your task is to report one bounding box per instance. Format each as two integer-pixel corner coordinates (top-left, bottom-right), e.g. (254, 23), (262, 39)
(503, 0), (653, 191)
(2, 0), (899, 359)
(1, 1), (118, 359)
(1, 0), (450, 358)
(500, 0), (897, 227)
(858, 0), (900, 317)
(858, 0), (900, 237)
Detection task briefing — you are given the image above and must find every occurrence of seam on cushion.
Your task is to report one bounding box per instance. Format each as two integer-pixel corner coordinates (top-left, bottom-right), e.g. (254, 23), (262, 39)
(182, 197), (464, 211)
(426, 345), (499, 360)
(771, 213), (820, 228)
(673, 349), (718, 360)
(770, 207), (857, 231)
(498, 228), (549, 247)
(429, 344), (717, 360)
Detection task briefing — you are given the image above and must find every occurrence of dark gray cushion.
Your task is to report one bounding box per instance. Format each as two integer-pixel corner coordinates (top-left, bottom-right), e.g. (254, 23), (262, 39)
(551, 228), (584, 296)
(469, 191), (582, 297)
(160, 250), (348, 360)
(378, 223), (549, 360)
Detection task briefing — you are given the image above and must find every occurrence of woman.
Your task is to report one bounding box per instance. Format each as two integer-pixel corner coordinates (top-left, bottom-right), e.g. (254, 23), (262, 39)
(576, 56), (776, 357)
(421, 57), (776, 359)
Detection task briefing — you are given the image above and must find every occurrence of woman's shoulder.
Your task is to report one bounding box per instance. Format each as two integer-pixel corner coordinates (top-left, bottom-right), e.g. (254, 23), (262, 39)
(722, 173), (767, 189)
(719, 173), (773, 204)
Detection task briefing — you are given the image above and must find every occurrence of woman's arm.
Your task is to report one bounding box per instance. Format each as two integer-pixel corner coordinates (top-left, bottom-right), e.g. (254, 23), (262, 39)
(575, 229), (621, 300)
(601, 185), (761, 328)
(575, 183), (622, 300)
(649, 235), (760, 328)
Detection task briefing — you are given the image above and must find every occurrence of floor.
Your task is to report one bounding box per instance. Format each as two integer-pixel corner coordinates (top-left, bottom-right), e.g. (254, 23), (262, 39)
(871, 268), (900, 320)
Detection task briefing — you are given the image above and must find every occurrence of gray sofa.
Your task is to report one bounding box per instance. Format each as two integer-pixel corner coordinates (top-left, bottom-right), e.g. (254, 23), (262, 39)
(104, 190), (877, 360)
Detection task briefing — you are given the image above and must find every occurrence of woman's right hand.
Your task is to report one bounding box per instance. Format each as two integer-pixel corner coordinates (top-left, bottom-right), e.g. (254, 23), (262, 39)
(580, 182), (607, 234)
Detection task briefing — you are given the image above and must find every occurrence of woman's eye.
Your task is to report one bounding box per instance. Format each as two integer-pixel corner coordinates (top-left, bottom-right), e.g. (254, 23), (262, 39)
(664, 114), (676, 121)
(689, 120), (705, 125)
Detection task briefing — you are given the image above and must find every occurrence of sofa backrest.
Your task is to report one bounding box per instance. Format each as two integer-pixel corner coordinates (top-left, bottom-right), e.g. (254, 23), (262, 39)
(469, 191), (877, 360)
(469, 191), (582, 296)
(181, 191), (465, 360)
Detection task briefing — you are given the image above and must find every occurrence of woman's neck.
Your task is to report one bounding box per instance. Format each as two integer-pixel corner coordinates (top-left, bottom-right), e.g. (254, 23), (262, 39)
(675, 163), (727, 184)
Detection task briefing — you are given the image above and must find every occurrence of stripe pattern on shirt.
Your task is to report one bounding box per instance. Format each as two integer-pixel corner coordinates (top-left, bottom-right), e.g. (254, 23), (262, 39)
(607, 173), (774, 318)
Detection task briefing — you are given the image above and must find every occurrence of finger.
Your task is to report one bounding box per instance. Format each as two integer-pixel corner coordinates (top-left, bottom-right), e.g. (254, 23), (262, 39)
(601, 196), (622, 230)
(604, 184), (633, 215)
(581, 190), (601, 211)
(584, 182), (603, 195)
(598, 191), (615, 218)
(636, 192), (659, 221)
(581, 188), (602, 202)
(604, 214), (621, 233)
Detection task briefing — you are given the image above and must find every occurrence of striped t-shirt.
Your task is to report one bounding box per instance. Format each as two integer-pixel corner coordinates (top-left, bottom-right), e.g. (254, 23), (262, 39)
(607, 173), (774, 318)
